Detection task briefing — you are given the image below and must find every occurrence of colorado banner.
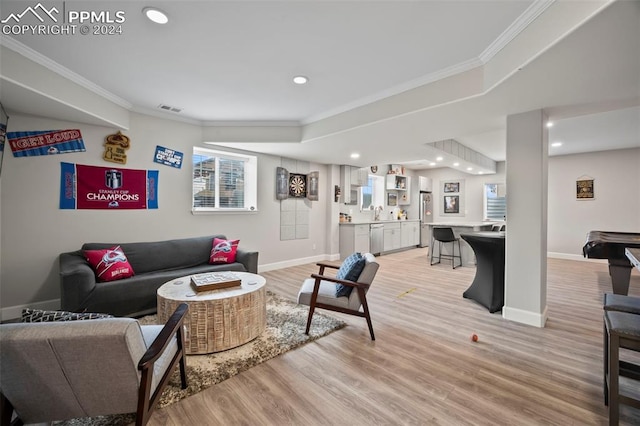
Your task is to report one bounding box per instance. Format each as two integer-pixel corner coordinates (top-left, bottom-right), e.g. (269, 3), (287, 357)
(7, 129), (86, 157)
(60, 162), (159, 210)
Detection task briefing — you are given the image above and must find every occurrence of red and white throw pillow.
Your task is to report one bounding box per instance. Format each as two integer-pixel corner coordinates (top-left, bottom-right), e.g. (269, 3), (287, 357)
(84, 245), (135, 282)
(209, 238), (239, 264)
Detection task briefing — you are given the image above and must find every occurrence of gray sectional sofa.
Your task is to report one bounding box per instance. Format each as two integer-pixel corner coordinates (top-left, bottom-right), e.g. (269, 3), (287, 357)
(59, 235), (258, 317)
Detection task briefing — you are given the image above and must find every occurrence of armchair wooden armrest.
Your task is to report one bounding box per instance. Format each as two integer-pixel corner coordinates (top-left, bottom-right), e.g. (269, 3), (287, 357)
(315, 261), (340, 275)
(139, 303), (188, 369)
(137, 303), (188, 426)
(310, 273), (370, 290)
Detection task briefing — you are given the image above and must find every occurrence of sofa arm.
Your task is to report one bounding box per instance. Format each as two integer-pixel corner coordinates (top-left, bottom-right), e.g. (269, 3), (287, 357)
(59, 251), (97, 312)
(236, 249), (259, 274)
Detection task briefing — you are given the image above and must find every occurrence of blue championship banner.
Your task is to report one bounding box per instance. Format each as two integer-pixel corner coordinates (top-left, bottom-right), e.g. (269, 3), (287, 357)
(153, 145), (183, 168)
(60, 162), (159, 210)
(7, 129), (86, 157)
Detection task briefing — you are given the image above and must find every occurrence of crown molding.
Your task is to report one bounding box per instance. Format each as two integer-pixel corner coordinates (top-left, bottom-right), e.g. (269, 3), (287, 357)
(479, 0), (556, 63)
(202, 120), (301, 127)
(130, 105), (202, 126)
(301, 57), (483, 125)
(1, 36), (133, 110)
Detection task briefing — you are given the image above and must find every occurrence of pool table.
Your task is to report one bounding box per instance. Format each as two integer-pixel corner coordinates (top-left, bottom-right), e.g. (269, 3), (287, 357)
(583, 231), (640, 295)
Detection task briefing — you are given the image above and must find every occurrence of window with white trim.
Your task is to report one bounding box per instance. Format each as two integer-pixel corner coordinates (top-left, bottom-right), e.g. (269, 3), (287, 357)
(192, 147), (257, 212)
(483, 183), (506, 221)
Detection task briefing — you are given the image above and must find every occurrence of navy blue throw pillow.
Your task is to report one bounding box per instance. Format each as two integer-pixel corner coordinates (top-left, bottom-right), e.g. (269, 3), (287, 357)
(335, 253), (366, 297)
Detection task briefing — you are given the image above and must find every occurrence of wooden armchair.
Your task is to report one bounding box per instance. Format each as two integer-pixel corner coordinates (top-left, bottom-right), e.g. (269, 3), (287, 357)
(0, 304), (189, 426)
(297, 253), (379, 340)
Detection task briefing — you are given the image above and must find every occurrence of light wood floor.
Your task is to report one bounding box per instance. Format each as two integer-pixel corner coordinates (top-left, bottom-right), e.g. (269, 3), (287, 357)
(148, 248), (640, 425)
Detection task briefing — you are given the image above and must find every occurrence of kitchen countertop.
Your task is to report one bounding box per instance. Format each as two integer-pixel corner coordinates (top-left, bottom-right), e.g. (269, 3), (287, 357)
(339, 219), (420, 225)
(426, 222), (498, 227)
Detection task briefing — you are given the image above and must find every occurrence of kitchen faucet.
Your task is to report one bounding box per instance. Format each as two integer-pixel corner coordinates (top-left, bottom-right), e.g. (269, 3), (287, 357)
(374, 205), (383, 221)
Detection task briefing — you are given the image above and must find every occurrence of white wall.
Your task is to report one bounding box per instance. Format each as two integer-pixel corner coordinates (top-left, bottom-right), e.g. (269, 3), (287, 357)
(548, 148), (640, 257)
(0, 112), (330, 315)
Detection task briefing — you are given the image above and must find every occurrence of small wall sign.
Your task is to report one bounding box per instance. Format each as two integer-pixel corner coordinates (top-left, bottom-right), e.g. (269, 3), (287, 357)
(154, 145), (183, 168)
(576, 178), (594, 200)
(103, 131), (130, 164)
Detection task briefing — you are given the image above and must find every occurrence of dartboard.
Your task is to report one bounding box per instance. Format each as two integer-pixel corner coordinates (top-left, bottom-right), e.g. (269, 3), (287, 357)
(289, 174), (307, 197)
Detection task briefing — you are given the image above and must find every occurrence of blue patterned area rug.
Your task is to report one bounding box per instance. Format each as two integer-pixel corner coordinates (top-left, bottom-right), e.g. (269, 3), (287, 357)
(55, 291), (346, 426)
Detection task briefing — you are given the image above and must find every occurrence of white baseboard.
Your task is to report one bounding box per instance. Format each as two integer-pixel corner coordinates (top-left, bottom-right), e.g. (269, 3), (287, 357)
(2, 298), (60, 322)
(502, 305), (548, 328)
(547, 252), (607, 263)
(258, 253), (339, 273)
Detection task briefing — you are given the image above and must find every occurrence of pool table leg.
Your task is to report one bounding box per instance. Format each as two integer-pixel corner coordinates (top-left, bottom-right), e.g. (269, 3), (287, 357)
(609, 263), (632, 295)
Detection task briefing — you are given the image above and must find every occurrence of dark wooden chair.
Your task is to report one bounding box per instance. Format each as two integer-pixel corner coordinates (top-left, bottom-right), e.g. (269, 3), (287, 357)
(297, 253), (379, 340)
(0, 304), (189, 426)
(603, 310), (640, 425)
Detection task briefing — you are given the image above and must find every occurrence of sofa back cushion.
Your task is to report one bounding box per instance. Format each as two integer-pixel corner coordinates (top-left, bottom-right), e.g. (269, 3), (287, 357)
(82, 235), (226, 275)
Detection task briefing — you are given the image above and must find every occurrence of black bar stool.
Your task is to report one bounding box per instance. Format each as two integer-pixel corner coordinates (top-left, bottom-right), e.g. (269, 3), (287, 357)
(603, 310), (640, 424)
(430, 227), (462, 269)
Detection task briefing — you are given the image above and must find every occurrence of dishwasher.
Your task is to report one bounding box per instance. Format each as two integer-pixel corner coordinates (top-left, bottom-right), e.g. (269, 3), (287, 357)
(370, 223), (384, 255)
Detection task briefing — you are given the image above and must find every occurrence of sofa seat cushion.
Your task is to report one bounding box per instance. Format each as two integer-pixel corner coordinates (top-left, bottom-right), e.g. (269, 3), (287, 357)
(80, 261), (249, 317)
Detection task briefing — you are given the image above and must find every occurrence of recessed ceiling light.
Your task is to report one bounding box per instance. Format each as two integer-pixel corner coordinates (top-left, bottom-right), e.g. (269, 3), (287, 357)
(478, 171), (484, 175)
(551, 141), (563, 147)
(436, 156), (443, 162)
(429, 162), (436, 166)
(546, 121), (554, 128)
(467, 167), (473, 171)
(293, 75), (308, 85)
(453, 162), (460, 167)
(350, 153), (360, 159)
(143, 7), (168, 24)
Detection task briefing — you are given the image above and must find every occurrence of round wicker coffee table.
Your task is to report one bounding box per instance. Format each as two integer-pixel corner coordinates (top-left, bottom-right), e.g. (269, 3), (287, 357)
(157, 271), (266, 354)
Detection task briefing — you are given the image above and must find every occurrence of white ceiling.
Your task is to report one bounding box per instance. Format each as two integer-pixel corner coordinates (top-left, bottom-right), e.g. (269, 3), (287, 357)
(1, 0), (639, 171)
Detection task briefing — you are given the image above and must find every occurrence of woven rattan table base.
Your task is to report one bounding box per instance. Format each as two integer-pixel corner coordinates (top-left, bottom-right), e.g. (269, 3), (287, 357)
(157, 272), (266, 354)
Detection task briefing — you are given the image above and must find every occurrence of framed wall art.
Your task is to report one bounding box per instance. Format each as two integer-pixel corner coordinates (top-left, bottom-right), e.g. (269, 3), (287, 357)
(444, 182), (460, 193)
(576, 176), (594, 200)
(440, 179), (465, 216)
(444, 195), (459, 214)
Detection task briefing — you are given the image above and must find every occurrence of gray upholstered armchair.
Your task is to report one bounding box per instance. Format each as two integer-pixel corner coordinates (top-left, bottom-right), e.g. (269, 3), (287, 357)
(0, 304), (189, 426)
(298, 253), (379, 340)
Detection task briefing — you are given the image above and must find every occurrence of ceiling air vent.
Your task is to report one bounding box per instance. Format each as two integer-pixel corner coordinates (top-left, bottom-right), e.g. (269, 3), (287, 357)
(157, 104), (182, 113)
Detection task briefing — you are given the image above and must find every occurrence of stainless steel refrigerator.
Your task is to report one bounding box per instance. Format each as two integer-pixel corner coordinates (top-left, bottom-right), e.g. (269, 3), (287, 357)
(419, 191), (433, 247)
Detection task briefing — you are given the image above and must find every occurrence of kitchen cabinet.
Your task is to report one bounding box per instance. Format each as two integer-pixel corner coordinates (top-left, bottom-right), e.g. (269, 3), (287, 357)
(401, 221), (419, 247)
(340, 166), (368, 204)
(351, 167), (368, 187)
(339, 224), (370, 259)
(383, 222), (401, 252)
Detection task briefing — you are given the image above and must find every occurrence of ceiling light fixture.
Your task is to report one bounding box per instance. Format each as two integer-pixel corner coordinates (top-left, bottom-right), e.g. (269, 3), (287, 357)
(350, 153), (360, 159)
(551, 141), (563, 147)
(453, 162), (460, 167)
(429, 162), (436, 166)
(143, 7), (169, 24)
(293, 75), (308, 85)
(467, 167), (473, 171)
(436, 156), (443, 161)
(546, 121), (554, 128)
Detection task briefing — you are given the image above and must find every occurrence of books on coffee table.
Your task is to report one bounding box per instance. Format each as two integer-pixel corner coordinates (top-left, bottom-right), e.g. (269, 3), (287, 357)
(190, 272), (241, 292)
